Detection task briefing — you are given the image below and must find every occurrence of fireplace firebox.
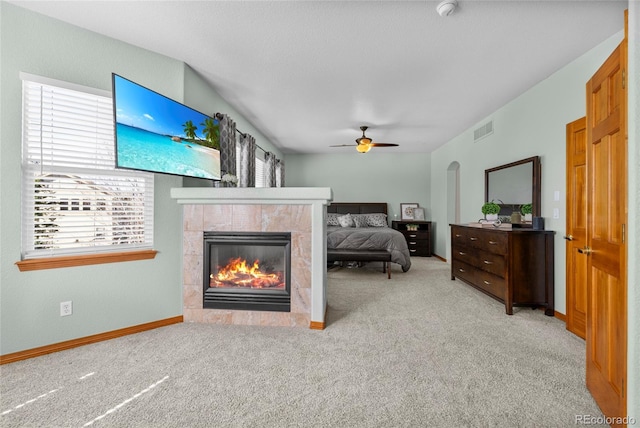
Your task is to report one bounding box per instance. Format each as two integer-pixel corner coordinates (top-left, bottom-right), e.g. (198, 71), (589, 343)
(203, 232), (291, 312)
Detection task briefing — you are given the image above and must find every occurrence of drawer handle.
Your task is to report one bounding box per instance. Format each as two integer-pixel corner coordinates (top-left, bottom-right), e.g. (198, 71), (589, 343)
(469, 237), (478, 241)
(483, 260), (493, 265)
(483, 280), (491, 285)
(455, 234), (462, 237)
(458, 251), (466, 255)
(489, 240), (498, 245)
(458, 268), (465, 273)
(409, 242), (417, 245)
(409, 234), (417, 238)
(410, 249), (416, 253)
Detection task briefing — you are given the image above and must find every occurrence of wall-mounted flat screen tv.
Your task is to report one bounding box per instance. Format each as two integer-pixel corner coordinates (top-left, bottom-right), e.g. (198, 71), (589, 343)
(112, 73), (221, 180)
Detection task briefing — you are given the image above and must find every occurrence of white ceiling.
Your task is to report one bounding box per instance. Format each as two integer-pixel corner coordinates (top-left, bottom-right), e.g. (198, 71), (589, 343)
(10, 0), (628, 154)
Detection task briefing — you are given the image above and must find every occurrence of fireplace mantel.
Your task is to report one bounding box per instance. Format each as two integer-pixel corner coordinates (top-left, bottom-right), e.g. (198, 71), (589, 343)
(170, 187), (332, 205)
(171, 187), (332, 329)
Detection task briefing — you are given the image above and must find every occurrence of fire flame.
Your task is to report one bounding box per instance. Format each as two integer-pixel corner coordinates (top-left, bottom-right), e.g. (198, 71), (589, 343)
(210, 257), (284, 289)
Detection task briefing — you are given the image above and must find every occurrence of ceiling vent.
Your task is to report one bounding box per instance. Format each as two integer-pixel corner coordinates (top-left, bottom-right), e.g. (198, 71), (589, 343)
(474, 120), (494, 142)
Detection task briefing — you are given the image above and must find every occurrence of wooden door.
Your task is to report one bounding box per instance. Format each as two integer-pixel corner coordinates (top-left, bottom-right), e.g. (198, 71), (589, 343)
(565, 117), (587, 339)
(585, 11), (627, 423)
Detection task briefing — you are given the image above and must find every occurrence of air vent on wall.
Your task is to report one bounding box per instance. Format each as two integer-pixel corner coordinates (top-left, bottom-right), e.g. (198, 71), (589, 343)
(474, 120), (494, 142)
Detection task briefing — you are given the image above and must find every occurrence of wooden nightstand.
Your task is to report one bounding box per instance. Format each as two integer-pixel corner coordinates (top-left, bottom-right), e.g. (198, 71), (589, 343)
(392, 220), (432, 257)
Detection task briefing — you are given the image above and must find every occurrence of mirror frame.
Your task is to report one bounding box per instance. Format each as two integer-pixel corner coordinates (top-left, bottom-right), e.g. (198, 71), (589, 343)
(484, 156), (541, 218)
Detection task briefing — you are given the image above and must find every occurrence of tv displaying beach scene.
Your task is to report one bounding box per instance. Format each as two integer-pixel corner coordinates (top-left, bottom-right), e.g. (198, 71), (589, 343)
(112, 74), (221, 180)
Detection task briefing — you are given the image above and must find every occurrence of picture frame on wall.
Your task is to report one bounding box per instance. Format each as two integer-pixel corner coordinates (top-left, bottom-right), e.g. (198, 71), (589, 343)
(400, 203), (419, 220)
(413, 207), (426, 221)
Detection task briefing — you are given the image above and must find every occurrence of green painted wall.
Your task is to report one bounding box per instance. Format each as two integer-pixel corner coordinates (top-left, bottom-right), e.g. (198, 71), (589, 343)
(285, 152), (431, 222)
(430, 30), (623, 316)
(0, 3), (184, 355)
(182, 65), (282, 163)
(0, 3), (278, 355)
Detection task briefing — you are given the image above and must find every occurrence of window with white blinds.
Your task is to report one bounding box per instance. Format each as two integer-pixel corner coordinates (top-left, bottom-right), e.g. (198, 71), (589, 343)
(21, 74), (154, 259)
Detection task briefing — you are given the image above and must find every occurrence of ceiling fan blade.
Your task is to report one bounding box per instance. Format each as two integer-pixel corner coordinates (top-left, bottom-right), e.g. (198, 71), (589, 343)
(329, 144), (356, 147)
(370, 143), (399, 147)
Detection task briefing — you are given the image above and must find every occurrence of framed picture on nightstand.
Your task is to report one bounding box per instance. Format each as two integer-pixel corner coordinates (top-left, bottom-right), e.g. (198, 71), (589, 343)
(400, 203), (419, 220)
(413, 207), (425, 221)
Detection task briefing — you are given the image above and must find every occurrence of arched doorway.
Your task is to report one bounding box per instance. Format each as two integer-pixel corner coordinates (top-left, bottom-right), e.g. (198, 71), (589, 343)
(446, 161), (460, 262)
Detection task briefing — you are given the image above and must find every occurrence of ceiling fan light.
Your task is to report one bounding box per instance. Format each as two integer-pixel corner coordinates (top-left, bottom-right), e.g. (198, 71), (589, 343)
(356, 143), (372, 153)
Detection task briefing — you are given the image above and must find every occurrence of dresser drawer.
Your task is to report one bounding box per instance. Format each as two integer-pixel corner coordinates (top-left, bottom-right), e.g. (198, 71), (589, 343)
(452, 259), (506, 301)
(408, 246), (430, 256)
(453, 248), (506, 278)
(401, 231), (431, 256)
(451, 259), (477, 284)
(474, 268), (506, 300)
(451, 227), (507, 255)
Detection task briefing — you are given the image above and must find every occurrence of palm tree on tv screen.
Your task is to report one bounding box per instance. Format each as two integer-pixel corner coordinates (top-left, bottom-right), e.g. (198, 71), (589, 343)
(182, 120), (198, 140)
(201, 117), (220, 150)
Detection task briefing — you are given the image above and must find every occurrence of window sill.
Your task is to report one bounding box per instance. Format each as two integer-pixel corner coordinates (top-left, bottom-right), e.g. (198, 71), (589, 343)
(15, 250), (158, 272)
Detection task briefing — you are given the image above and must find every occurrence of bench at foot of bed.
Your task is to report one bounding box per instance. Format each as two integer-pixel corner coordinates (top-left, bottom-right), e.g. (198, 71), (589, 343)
(326, 249), (392, 279)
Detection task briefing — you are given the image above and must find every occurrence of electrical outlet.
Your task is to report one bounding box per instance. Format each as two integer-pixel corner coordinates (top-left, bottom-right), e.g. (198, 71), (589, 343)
(60, 301), (72, 317)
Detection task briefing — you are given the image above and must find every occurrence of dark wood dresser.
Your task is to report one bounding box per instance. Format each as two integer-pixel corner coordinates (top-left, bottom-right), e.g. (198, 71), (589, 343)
(392, 221), (432, 257)
(450, 224), (554, 315)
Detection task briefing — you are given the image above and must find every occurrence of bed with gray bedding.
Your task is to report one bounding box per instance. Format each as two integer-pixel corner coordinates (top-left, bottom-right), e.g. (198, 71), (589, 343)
(327, 203), (411, 272)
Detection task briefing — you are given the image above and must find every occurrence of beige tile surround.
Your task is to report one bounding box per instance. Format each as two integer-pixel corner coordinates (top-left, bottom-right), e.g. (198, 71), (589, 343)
(183, 204), (311, 327)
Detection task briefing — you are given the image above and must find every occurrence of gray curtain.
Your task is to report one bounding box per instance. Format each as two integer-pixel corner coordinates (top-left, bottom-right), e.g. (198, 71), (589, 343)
(276, 159), (284, 187)
(238, 133), (256, 187)
(264, 152), (277, 188)
(217, 114), (237, 177)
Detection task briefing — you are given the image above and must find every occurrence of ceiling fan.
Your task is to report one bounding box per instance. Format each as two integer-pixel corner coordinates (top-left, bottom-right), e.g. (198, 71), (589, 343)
(330, 126), (399, 153)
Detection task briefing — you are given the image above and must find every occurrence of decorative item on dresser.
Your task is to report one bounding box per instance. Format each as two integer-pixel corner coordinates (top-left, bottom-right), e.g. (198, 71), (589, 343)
(450, 224), (554, 316)
(392, 220), (432, 257)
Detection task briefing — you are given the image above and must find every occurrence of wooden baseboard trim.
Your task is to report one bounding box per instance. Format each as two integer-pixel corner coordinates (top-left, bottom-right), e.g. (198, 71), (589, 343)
(554, 311), (566, 322)
(0, 316), (183, 365)
(432, 254), (447, 262)
(309, 321), (325, 330)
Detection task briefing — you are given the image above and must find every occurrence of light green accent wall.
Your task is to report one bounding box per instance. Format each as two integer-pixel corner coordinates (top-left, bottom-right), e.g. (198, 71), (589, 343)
(285, 152), (431, 222)
(627, 3), (639, 421)
(0, 4), (184, 355)
(430, 30), (623, 317)
(182, 65), (282, 160)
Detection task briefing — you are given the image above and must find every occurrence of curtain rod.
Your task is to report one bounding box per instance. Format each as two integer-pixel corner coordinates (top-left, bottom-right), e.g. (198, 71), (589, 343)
(215, 113), (266, 154)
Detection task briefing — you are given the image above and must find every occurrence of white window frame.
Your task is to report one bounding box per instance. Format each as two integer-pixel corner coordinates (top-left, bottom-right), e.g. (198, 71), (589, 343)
(20, 73), (154, 261)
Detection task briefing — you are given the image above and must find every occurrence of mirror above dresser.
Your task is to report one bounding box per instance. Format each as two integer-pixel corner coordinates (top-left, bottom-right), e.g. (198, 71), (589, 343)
(484, 156), (541, 221)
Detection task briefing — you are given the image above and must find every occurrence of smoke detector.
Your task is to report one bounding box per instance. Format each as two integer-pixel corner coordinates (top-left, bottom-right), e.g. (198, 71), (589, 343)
(436, 0), (457, 17)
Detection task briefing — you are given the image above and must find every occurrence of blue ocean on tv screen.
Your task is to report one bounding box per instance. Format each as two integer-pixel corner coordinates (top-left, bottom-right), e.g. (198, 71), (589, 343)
(116, 123), (220, 179)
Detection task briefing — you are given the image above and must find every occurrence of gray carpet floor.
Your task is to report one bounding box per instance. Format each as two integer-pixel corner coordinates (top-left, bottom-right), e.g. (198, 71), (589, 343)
(1, 258), (606, 427)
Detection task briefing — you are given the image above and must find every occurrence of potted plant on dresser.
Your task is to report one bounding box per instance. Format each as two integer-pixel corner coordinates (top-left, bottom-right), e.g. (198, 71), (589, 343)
(481, 200), (501, 221)
(520, 203), (533, 222)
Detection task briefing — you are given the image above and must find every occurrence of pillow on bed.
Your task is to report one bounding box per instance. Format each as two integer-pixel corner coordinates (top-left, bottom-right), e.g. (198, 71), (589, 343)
(353, 215), (368, 228)
(364, 213), (388, 227)
(338, 213), (354, 227)
(327, 213), (341, 226)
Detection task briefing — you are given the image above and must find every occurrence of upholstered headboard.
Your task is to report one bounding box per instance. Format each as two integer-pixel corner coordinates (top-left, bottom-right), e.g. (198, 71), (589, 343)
(327, 202), (387, 215)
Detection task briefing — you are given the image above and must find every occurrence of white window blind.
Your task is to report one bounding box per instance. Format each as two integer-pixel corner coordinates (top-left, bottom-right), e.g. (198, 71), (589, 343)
(21, 75), (154, 259)
(255, 155), (266, 188)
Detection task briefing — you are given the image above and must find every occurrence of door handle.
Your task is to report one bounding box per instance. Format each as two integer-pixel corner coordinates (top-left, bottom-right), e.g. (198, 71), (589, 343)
(564, 235), (574, 241)
(578, 246), (592, 255)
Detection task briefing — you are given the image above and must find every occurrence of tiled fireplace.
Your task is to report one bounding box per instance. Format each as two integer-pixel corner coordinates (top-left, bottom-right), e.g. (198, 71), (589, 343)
(172, 187), (331, 329)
